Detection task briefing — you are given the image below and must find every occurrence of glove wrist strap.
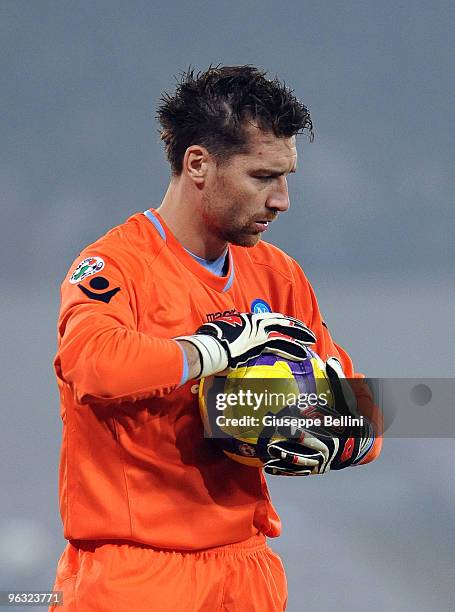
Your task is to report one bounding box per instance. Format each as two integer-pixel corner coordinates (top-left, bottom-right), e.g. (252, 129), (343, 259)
(175, 334), (228, 378)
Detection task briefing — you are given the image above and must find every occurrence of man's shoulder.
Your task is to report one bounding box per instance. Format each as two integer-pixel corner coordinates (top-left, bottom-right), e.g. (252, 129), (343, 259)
(64, 212), (164, 284)
(87, 211), (163, 257)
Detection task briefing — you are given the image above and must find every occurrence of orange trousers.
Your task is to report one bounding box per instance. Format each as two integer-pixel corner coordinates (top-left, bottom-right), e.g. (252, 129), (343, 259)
(50, 534), (287, 611)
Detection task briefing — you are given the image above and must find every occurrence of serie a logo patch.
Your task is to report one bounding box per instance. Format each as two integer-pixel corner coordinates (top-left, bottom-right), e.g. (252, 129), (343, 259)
(69, 257), (105, 284)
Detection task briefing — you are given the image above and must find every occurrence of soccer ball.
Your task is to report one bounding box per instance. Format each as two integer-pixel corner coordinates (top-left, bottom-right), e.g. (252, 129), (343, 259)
(198, 349), (334, 467)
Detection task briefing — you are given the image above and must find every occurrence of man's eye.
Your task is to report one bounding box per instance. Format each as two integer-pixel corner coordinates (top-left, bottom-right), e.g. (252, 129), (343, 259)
(255, 176), (273, 181)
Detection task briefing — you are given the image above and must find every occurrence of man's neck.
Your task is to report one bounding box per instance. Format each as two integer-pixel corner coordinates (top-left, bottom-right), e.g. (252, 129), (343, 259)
(157, 180), (228, 259)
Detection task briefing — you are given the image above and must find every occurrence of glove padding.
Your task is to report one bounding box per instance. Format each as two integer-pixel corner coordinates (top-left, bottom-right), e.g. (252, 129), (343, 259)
(176, 312), (316, 378)
(263, 357), (375, 476)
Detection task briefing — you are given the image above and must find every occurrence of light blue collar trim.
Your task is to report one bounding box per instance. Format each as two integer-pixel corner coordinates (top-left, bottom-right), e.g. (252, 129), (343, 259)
(184, 247), (228, 277)
(143, 210), (166, 241)
(143, 209), (234, 291)
(222, 257), (235, 292)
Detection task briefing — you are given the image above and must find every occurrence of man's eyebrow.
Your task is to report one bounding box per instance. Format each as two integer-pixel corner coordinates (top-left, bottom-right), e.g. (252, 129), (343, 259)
(252, 167), (297, 176)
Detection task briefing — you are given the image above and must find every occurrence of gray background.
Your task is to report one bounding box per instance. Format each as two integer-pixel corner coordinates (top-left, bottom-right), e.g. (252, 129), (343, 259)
(1, 1), (454, 610)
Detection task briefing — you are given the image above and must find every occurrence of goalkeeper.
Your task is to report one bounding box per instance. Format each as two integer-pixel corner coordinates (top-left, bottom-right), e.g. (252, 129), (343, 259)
(51, 65), (381, 612)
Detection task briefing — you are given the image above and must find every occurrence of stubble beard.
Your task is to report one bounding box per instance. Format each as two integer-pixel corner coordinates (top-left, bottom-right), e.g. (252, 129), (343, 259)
(219, 226), (261, 248)
(202, 192), (261, 249)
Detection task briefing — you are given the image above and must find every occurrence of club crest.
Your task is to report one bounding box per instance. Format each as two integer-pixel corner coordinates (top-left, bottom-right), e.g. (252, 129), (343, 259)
(69, 256), (105, 284)
(251, 298), (272, 314)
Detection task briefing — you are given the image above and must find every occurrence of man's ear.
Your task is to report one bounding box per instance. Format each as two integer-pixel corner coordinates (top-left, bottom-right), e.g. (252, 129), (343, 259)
(183, 145), (211, 186)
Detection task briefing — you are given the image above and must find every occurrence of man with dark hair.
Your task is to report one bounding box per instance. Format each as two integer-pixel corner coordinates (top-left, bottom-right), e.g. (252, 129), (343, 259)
(157, 65), (313, 175)
(51, 66), (381, 611)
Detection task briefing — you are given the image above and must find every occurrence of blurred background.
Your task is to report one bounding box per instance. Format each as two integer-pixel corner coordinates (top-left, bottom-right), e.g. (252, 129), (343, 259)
(1, 1), (454, 610)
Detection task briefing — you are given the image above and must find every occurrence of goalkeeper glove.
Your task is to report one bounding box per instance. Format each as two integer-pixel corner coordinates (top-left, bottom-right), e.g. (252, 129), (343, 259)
(176, 312), (316, 379)
(263, 357), (375, 476)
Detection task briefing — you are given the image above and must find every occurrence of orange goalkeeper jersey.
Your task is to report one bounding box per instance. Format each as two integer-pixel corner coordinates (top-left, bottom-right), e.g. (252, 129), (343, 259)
(54, 209), (381, 549)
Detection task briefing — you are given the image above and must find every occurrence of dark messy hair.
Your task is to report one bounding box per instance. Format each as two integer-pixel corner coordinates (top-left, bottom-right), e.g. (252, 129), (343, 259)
(156, 65), (314, 175)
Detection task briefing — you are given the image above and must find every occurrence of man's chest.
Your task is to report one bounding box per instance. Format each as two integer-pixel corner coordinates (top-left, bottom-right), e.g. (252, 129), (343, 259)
(137, 256), (293, 337)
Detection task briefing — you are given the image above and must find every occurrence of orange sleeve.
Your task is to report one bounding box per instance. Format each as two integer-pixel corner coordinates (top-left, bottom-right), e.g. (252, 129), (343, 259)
(290, 261), (382, 465)
(54, 250), (186, 406)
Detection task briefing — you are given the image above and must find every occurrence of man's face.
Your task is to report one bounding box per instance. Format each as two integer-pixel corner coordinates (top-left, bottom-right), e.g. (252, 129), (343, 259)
(201, 126), (297, 248)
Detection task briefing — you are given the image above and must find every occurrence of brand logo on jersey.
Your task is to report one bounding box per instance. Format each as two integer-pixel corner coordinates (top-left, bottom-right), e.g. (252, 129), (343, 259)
(77, 276), (121, 304)
(70, 257), (105, 284)
(206, 308), (238, 322)
(251, 299), (272, 314)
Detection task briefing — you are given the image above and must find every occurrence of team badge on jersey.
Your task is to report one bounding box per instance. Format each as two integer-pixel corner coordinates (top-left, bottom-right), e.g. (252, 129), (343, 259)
(250, 298), (272, 314)
(69, 257), (105, 284)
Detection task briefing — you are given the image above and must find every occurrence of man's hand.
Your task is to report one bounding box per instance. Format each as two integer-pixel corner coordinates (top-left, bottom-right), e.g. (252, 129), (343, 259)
(176, 312), (316, 379)
(263, 433), (336, 476)
(263, 357), (375, 476)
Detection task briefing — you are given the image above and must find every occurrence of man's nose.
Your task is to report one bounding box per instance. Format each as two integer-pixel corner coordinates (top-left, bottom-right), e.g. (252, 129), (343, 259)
(266, 177), (290, 212)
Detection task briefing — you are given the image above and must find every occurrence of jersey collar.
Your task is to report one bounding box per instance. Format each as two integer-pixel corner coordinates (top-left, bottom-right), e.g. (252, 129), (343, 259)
(143, 209), (235, 293)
